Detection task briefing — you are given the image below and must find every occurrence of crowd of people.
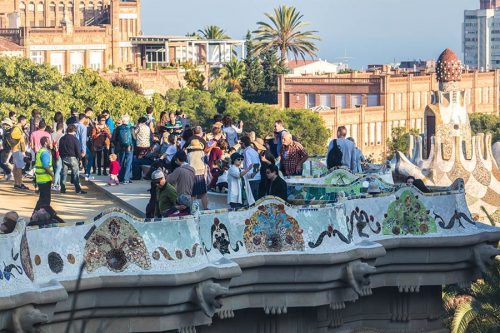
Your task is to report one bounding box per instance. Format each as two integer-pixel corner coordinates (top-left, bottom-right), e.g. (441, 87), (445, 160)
(0, 107), (314, 221)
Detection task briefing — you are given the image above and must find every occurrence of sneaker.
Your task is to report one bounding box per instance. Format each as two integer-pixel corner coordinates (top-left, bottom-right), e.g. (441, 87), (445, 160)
(19, 184), (29, 190)
(76, 190), (87, 194)
(84, 174), (90, 181)
(123, 180), (132, 184)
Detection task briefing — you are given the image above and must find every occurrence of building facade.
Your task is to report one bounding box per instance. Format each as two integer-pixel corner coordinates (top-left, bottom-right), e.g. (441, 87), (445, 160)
(278, 70), (500, 161)
(0, 0), (140, 73)
(462, 0), (500, 69)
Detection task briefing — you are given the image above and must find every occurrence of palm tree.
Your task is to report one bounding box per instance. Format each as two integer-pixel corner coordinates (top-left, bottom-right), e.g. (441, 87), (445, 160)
(253, 5), (320, 63)
(197, 25), (230, 40)
(444, 260), (500, 333)
(219, 58), (246, 93)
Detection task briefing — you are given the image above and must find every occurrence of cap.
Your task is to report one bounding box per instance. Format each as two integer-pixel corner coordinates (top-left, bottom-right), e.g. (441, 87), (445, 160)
(177, 194), (192, 208)
(151, 169), (165, 182)
(230, 152), (244, 163)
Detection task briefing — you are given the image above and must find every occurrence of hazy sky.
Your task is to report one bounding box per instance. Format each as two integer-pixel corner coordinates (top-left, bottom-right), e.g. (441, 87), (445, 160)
(141, 0), (478, 68)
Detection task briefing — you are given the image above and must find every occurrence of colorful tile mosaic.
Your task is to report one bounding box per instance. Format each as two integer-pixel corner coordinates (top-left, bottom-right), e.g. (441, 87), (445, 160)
(84, 217), (151, 273)
(20, 232), (34, 281)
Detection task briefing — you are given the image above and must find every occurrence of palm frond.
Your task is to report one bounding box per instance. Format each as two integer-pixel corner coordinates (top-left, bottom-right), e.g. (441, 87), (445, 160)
(451, 301), (478, 333)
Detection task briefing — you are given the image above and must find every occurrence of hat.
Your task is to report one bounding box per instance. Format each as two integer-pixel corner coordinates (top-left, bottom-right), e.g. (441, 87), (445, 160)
(187, 138), (204, 151)
(252, 138), (266, 151)
(177, 194), (192, 208)
(213, 122), (223, 128)
(1, 118), (13, 127)
(151, 169), (165, 182)
(230, 152), (244, 163)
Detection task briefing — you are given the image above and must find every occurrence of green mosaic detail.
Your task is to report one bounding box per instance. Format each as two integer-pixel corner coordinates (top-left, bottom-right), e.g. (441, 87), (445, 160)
(382, 191), (437, 236)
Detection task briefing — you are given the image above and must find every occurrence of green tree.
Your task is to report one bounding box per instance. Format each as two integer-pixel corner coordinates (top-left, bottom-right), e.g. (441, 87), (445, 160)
(259, 48), (286, 104)
(219, 58), (246, 93)
(182, 62), (206, 90)
(241, 31), (265, 102)
(253, 5), (320, 63)
(386, 127), (420, 160)
(197, 25), (230, 39)
(469, 113), (500, 143)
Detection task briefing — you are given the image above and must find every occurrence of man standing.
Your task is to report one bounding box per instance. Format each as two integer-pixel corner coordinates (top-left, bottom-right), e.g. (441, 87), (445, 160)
(327, 126), (356, 171)
(273, 120), (288, 157)
(240, 136), (260, 197)
(30, 119), (51, 154)
(167, 151), (196, 197)
(0, 118), (14, 181)
(11, 115), (28, 190)
(59, 124), (86, 194)
(113, 115), (134, 184)
(279, 132), (309, 177)
(34, 137), (54, 211)
(102, 110), (115, 136)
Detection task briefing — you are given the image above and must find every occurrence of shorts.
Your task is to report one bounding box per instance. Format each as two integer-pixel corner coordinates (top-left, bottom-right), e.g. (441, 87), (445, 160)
(13, 151), (26, 169)
(192, 175), (207, 196)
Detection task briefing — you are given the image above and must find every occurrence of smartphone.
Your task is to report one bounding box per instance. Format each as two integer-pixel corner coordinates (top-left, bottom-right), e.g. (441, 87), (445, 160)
(253, 164), (260, 173)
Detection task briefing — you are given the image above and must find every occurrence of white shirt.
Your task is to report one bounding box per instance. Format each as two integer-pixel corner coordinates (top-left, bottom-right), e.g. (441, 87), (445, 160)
(227, 165), (255, 205)
(328, 138), (356, 171)
(243, 146), (261, 181)
(223, 125), (242, 147)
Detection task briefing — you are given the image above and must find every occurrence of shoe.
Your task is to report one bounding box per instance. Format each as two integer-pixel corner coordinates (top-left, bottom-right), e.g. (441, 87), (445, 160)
(103, 171), (108, 176)
(124, 180), (132, 184)
(84, 174), (90, 181)
(60, 189), (66, 194)
(76, 190), (87, 194)
(97, 171), (102, 176)
(19, 184), (29, 190)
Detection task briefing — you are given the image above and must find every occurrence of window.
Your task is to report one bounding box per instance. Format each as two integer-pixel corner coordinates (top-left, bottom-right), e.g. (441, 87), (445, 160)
(397, 93), (402, 110)
(50, 52), (64, 74)
(89, 50), (103, 71)
(367, 94), (379, 106)
(319, 94), (331, 108)
(363, 123), (368, 146)
(369, 122), (375, 145)
(351, 94), (362, 107)
(413, 92), (421, 109)
(306, 93), (316, 109)
(389, 94), (394, 110)
(376, 122), (382, 145)
(335, 94), (346, 108)
(30, 51), (44, 64)
(70, 51), (83, 73)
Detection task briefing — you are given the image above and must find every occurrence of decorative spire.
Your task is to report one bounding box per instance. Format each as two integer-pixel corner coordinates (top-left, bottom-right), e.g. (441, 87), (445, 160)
(436, 48), (462, 83)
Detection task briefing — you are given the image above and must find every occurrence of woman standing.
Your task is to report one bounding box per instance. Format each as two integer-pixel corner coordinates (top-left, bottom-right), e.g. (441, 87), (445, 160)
(91, 115), (111, 175)
(227, 153), (254, 209)
(50, 123), (64, 191)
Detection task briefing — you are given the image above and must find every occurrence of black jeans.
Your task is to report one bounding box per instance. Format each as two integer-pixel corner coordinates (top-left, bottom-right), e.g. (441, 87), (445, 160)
(95, 148), (109, 173)
(0, 149), (12, 175)
(35, 182), (51, 211)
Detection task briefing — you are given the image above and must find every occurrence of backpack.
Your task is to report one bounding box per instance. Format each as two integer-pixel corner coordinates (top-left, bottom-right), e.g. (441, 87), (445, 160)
(5, 128), (18, 150)
(117, 125), (132, 148)
(327, 139), (343, 169)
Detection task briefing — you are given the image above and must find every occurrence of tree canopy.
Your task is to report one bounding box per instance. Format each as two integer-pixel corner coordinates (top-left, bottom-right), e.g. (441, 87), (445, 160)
(253, 5), (320, 63)
(469, 113), (500, 143)
(197, 25), (230, 40)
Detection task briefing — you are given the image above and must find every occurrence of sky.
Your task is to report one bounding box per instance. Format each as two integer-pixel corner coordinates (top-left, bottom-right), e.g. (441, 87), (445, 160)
(141, 0), (478, 69)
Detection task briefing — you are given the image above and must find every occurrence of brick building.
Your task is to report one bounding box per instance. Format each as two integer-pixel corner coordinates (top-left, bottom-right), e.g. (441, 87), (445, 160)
(0, 0), (140, 73)
(278, 70), (500, 160)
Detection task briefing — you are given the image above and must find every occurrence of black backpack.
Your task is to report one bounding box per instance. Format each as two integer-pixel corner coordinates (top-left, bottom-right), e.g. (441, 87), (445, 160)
(327, 139), (343, 169)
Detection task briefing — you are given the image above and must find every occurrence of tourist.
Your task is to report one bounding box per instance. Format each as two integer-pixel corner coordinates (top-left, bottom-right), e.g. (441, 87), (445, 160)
(208, 139), (228, 190)
(0, 211), (18, 234)
(215, 157), (230, 192)
(66, 108), (79, 126)
(406, 176), (431, 193)
(0, 118), (14, 181)
(186, 138), (208, 210)
(159, 133), (178, 163)
(52, 111), (66, 133)
(11, 115), (28, 190)
(91, 115), (112, 176)
(113, 115), (134, 184)
(50, 122), (64, 191)
(240, 136), (261, 196)
(108, 154), (120, 186)
(327, 126), (356, 171)
(59, 124), (86, 194)
(151, 169), (177, 218)
(75, 114), (89, 175)
(191, 126), (209, 153)
(207, 122), (225, 147)
(257, 148), (276, 199)
(273, 120), (288, 157)
(227, 152), (255, 209)
(176, 109), (189, 129)
(145, 106), (156, 134)
(167, 150), (196, 197)
(8, 111), (17, 124)
(162, 194), (192, 217)
(265, 165), (288, 201)
(102, 110), (115, 136)
(222, 116), (243, 148)
(34, 136), (54, 212)
(84, 107), (96, 176)
(165, 112), (183, 135)
(279, 132), (309, 176)
(30, 119), (51, 154)
(133, 116), (151, 159)
(29, 109), (42, 137)
(347, 137), (365, 173)
(156, 111), (168, 135)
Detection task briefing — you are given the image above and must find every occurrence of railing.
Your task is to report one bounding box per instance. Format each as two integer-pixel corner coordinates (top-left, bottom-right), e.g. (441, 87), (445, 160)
(0, 28), (22, 42)
(84, 7), (110, 26)
(27, 27), (63, 34)
(285, 77), (381, 85)
(74, 26), (106, 33)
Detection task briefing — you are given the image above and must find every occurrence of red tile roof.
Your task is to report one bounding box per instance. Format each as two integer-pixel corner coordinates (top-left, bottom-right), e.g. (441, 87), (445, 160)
(287, 59), (318, 69)
(436, 48), (461, 82)
(0, 37), (23, 52)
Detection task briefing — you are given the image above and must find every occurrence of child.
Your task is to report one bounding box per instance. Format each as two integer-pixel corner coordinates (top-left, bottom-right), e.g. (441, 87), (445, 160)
(108, 154), (120, 186)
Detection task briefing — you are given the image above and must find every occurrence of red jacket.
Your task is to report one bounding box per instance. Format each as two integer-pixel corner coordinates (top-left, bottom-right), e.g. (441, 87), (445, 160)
(109, 160), (120, 176)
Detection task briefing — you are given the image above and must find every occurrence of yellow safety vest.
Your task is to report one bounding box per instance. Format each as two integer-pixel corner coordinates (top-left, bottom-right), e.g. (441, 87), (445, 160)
(35, 147), (53, 184)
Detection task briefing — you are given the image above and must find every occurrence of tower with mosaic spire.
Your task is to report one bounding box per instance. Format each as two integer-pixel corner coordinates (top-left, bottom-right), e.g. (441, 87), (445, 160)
(395, 48), (500, 221)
